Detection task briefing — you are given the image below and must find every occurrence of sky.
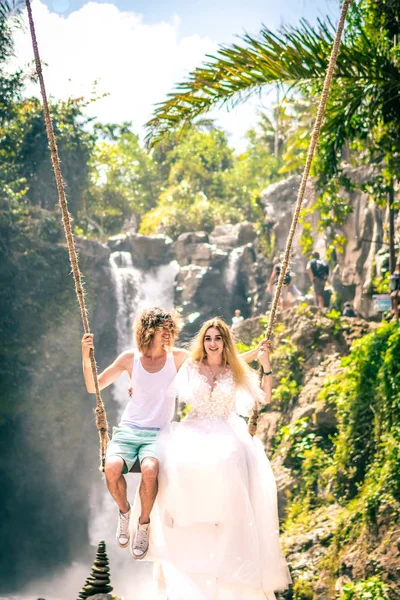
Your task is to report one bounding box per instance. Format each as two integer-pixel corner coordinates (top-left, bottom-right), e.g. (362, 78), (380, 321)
(11, 0), (340, 150)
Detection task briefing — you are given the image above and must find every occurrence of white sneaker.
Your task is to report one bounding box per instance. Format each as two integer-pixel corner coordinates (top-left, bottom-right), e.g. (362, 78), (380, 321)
(131, 519), (150, 560)
(116, 507), (131, 548)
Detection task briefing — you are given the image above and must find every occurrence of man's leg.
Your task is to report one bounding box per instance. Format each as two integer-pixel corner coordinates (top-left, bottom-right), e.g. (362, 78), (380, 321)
(139, 457), (159, 524)
(104, 456), (132, 548)
(131, 457), (159, 560)
(104, 456), (130, 513)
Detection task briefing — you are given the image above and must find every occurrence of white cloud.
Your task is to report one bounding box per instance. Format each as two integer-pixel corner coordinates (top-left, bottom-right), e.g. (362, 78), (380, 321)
(11, 0), (262, 149)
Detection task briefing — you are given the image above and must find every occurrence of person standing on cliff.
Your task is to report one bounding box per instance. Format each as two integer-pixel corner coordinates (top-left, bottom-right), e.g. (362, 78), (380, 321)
(307, 251), (329, 309)
(231, 308), (244, 333)
(266, 256), (293, 310)
(81, 307), (189, 560)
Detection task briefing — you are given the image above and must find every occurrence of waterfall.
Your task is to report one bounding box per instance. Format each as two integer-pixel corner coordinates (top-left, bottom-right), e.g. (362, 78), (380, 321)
(224, 247), (242, 293)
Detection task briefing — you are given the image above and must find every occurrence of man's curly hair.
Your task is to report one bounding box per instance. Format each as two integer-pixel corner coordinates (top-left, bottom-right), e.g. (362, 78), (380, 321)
(134, 307), (181, 353)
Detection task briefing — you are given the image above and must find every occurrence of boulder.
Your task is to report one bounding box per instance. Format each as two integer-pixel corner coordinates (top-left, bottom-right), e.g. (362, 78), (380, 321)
(257, 410), (282, 453)
(232, 316), (264, 345)
(314, 399), (337, 430)
(209, 222), (256, 250)
(273, 460), (297, 518)
(107, 233), (129, 251)
(176, 231), (209, 244)
(173, 240), (214, 267)
(127, 233), (173, 268)
(76, 238), (110, 265)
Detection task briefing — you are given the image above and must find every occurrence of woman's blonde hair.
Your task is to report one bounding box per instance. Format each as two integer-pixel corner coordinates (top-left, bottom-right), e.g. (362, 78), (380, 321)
(191, 317), (249, 386)
(134, 307), (181, 353)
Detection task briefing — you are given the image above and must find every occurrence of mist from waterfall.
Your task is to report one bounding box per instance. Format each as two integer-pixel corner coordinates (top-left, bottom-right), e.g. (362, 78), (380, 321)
(10, 252), (179, 600)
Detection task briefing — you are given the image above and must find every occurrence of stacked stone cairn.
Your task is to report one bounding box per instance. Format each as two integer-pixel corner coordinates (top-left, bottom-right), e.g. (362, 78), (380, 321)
(77, 541), (113, 599)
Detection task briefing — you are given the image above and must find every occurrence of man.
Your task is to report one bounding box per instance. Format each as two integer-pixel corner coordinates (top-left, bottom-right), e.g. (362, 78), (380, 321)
(307, 251), (329, 309)
(81, 307), (189, 560)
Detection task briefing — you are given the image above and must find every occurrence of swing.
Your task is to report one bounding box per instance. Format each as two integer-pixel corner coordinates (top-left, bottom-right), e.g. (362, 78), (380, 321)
(24, 0), (352, 470)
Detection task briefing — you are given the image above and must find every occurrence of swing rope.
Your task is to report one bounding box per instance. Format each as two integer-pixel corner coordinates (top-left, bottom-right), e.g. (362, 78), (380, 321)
(25, 0), (110, 470)
(248, 0), (352, 436)
(25, 0), (351, 451)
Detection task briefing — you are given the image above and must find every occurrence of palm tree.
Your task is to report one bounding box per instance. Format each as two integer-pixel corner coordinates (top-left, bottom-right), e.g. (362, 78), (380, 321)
(146, 2), (400, 161)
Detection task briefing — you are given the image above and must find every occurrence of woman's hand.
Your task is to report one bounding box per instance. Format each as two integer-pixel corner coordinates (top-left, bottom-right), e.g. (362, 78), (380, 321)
(81, 333), (94, 360)
(257, 339), (272, 369)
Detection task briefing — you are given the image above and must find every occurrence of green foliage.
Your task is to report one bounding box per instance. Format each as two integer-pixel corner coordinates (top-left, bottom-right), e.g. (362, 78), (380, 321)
(140, 124), (267, 238)
(278, 417), (316, 469)
(1, 97), (95, 215)
(83, 126), (159, 236)
(271, 338), (304, 410)
(282, 321), (400, 572)
(370, 258), (391, 295)
(325, 308), (342, 332)
(293, 574), (316, 600)
(340, 575), (390, 600)
(331, 323), (400, 500)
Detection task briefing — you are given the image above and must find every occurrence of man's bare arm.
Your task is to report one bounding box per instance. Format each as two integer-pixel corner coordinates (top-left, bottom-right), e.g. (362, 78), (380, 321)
(82, 333), (133, 393)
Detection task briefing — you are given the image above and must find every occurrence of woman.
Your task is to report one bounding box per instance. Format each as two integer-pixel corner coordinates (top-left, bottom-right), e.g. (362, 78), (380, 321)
(142, 317), (291, 600)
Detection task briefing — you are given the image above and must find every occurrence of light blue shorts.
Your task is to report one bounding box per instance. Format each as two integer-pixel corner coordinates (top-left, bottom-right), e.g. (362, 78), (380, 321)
(106, 426), (159, 474)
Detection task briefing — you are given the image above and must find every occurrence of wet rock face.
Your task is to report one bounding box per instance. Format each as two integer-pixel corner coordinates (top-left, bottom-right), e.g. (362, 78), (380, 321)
(209, 222), (257, 250)
(260, 167), (390, 317)
(261, 175), (313, 291)
(108, 233), (173, 268)
(173, 224), (263, 339)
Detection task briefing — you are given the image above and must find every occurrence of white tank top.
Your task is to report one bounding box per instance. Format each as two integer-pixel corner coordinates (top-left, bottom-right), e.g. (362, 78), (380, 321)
(119, 351), (177, 429)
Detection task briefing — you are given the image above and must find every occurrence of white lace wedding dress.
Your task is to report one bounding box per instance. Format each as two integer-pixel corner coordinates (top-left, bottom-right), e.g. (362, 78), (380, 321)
(134, 359), (291, 600)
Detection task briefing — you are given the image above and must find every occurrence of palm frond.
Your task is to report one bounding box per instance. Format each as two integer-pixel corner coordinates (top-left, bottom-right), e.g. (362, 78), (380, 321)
(0, 0), (24, 22)
(145, 15), (395, 148)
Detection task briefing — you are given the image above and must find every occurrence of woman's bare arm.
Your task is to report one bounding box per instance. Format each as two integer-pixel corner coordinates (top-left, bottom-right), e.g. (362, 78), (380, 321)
(257, 341), (273, 404)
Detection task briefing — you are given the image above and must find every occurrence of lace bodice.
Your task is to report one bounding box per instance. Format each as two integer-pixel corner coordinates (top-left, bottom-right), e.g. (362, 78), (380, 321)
(182, 361), (236, 420)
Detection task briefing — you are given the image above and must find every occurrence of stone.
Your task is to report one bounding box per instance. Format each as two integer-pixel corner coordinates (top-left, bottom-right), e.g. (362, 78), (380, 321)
(176, 231), (209, 244)
(314, 399), (337, 430)
(127, 233), (173, 268)
(209, 222), (256, 250)
(173, 241), (213, 266)
(271, 455), (297, 518)
(257, 411), (282, 452)
(107, 233), (129, 251)
(76, 541), (113, 599)
(76, 238), (111, 265)
(232, 316), (264, 346)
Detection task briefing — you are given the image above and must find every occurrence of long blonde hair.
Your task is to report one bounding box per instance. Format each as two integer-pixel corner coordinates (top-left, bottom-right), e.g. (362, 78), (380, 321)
(191, 317), (249, 386)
